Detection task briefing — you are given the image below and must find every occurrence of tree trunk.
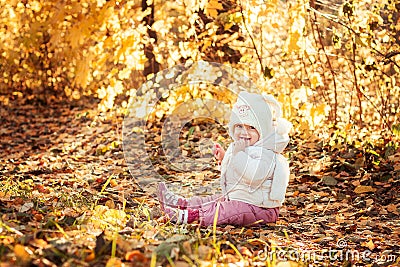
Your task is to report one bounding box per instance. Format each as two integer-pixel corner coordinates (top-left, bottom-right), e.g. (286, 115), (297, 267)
(142, 0), (160, 77)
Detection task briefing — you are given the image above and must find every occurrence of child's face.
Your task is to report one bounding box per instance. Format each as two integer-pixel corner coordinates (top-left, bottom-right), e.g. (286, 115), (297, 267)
(233, 124), (260, 146)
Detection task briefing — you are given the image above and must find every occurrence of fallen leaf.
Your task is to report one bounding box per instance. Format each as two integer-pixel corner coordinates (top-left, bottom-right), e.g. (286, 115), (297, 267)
(336, 215), (345, 223)
(19, 202), (34, 213)
(85, 250), (95, 262)
(106, 257), (123, 267)
(239, 246), (253, 257)
(243, 229), (254, 237)
(386, 204), (399, 214)
(105, 199), (115, 209)
(29, 239), (48, 249)
(2, 236), (14, 245)
(296, 210), (304, 215)
(33, 213), (44, 222)
(125, 250), (146, 262)
(366, 199), (374, 206)
(380, 208), (388, 215)
(14, 244), (32, 263)
(109, 179), (118, 187)
(362, 240), (375, 250)
(321, 176), (338, 186)
(354, 185), (376, 194)
(197, 245), (213, 260)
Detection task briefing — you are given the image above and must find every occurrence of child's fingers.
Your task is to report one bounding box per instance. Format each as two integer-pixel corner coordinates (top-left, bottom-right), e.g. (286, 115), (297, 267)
(233, 140), (246, 154)
(235, 140), (245, 147)
(212, 143), (222, 155)
(213, 143), (221, 150)
(212, 146), (217, 155)
(243, 139), (250, 147)
(213, 150), (221, 161)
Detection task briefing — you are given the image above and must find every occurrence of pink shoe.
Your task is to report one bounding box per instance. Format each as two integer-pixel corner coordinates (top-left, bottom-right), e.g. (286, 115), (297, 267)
(164, 205), (199, 224)
(157, 182), (188, 210)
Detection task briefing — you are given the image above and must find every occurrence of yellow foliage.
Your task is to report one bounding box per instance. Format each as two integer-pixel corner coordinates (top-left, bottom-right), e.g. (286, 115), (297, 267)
(309, 73), (323, 89)
(205, 0), (223, 18)
(118, 68), (132, 80)
(285, 0), (306, 54)
(14, 244), (32, 263)
(116, 35), (136, 62)
(75, 57), (91, 89)
(287, 31), (301, 52)
(88, 205), (128, 231)
(0, 0), (398, 135)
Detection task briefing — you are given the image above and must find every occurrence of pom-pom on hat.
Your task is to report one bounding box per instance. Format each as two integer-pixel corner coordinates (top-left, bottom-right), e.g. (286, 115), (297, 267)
(228, 92), (291, 140)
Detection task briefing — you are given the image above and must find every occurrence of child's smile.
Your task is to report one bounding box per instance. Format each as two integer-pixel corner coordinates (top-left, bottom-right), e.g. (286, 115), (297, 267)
(233, 124), (260, 146)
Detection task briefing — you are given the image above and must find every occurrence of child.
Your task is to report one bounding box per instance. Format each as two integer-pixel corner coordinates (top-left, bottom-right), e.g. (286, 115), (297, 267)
(157, 92), (292, 226)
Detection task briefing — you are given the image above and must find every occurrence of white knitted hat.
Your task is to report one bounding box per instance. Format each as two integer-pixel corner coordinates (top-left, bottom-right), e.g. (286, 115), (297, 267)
(228, 92), (291, 140)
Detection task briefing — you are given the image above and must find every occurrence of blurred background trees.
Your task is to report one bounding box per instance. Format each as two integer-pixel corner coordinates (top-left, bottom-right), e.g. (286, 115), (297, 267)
(0, 0), (399, 137)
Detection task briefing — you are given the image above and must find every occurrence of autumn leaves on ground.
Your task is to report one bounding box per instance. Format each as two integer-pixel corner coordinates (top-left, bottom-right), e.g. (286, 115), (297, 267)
(0, 95), (399, 267)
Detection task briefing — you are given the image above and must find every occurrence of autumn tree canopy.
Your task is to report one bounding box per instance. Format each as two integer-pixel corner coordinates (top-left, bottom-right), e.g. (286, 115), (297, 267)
(0, 0), (399, 136)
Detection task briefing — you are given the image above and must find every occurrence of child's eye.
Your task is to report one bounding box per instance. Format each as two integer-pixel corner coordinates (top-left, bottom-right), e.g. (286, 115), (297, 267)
(249, 126), (256, 130)
(235, 125), (243, 128)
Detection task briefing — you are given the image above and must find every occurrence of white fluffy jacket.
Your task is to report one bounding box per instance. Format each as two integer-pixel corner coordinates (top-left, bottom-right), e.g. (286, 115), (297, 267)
(220, 132), (290, 208)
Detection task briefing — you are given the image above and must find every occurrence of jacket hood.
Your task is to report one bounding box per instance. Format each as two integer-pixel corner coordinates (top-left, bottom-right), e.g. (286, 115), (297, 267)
(253, 132), (290, 154)
(228, 92), (292, 142)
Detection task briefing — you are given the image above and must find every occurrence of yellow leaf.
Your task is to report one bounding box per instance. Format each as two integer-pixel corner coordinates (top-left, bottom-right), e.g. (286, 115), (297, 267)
(201, 39), (212, 52)
(14, 244), (32, 262)
(75, 57), (91, 89)
(118, 68), (132, 80)
(117, 35), (136, 60)
(105, 199), (115, 209)
(355, 35), (367, 47)
(85, 250), (95, 262)
(354, 185), (376, 194)
(310, 73), (323, 88)
(240, 54), (253, 63)
(109, 179), (118, 187)
(271, 22), (279, 28)
(106, 257), (123, 267)
(125, 250), (146, 262)
(205, 0), (223, 18)
(224, 22), (234, 30)
(67, 25), (83, 49)
(335, 214), (345, 223)
(362, 240), (375, 250)
(287, 31), (301, 53)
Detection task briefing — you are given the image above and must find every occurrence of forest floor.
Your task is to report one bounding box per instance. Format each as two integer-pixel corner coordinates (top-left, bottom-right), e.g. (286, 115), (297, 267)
(0, 97), (399, 267)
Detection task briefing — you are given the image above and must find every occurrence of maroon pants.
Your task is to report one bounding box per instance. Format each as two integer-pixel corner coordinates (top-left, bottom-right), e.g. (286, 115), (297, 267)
(188, 194), (279, 226)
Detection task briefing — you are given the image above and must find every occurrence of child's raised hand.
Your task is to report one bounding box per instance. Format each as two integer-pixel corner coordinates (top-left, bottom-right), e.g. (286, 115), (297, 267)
(212, 143), (225, 164)
(232, 139), (247, 155)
